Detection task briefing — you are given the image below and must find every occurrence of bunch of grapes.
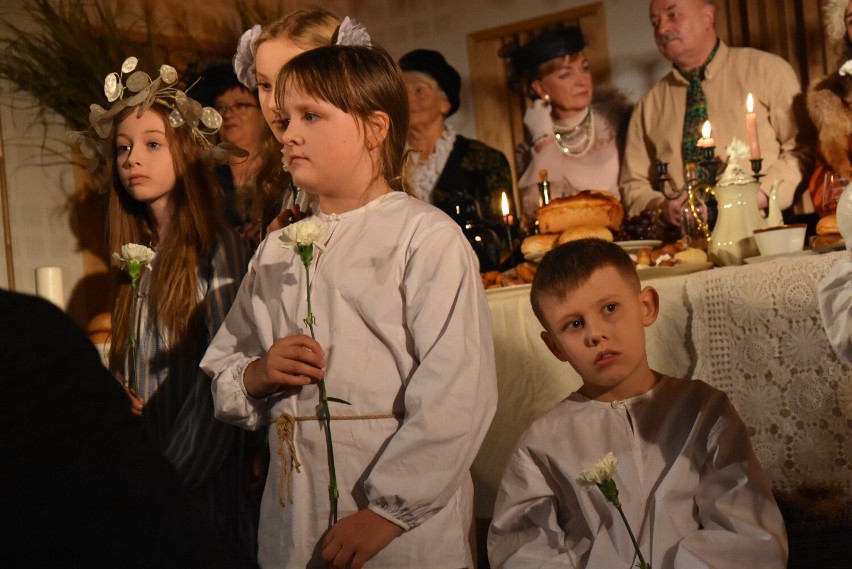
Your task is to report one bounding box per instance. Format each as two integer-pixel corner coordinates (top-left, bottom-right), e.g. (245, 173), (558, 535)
(616, 210), (660, 241)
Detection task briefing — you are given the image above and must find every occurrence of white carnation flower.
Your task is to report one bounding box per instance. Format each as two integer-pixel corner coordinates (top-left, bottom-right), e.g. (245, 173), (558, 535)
(114, 243), (157, 266)
(576, 452), (618, 488)
(280, 218), (327, 251)
(840, 59), (852, 77)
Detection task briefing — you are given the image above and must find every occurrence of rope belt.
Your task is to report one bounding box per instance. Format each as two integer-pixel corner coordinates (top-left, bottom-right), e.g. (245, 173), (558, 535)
(275, 412), (400, 507)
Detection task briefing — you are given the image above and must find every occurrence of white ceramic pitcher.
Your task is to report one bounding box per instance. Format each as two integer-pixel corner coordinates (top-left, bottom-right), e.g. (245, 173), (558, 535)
(708, 179), (783, 265)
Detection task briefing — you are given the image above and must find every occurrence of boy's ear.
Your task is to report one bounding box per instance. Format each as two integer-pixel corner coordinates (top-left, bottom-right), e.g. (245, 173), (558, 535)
(365, 111), (390, 150)
(639, 285), (660, 327)
(541, 330), (569, 362)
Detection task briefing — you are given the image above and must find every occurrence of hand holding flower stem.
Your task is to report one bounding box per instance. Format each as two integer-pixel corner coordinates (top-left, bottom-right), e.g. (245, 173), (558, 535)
(578, 453), (651, 569)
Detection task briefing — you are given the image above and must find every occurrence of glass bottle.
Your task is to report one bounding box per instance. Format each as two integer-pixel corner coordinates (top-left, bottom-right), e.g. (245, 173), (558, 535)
(441, 189), (501, 272)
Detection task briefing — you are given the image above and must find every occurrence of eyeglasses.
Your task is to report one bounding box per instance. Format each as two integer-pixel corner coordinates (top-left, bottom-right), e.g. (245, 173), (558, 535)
(215, 102), (260, 116)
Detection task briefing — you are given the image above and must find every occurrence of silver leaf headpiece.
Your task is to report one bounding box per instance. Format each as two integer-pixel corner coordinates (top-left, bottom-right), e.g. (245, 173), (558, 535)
(70, 57), (246, 173)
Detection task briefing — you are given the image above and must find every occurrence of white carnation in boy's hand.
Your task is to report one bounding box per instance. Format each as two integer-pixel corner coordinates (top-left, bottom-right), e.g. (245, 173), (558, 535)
(576, 452), (651, 568)
(280, 218), (327, 251)
(576, 452), (618, 488)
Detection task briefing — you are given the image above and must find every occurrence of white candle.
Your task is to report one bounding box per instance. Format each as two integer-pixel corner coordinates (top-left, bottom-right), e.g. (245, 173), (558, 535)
(35, 266), (64, 310)
(697, 120), (714, 148)
(501, 192), (510, 217)
(746, 93), (761, 159)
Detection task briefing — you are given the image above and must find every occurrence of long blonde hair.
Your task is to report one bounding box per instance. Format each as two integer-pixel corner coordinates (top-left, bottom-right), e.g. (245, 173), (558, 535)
(107, 104), (223, 373)
(256, 8), (341, 52)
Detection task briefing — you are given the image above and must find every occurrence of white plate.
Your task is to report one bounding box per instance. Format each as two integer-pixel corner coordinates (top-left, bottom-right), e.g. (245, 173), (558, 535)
(637, 262), (714, 279)
(743, 250), (815, 264)
(617, 240), (663, 253)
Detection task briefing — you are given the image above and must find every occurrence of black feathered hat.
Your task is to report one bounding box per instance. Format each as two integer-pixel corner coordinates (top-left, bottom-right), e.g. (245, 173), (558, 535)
(500, 27), (586, 96)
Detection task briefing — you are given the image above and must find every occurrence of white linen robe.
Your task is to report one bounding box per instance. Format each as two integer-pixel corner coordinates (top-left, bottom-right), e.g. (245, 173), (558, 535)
(487, 376), (787, 569)
(201, 191), (497, 568)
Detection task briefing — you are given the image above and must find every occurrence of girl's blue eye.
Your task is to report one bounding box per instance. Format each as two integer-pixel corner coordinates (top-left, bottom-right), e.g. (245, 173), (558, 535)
(116, 144), (130, 154)
(305, 112), (318, 122)
(147, 141), (161, 150)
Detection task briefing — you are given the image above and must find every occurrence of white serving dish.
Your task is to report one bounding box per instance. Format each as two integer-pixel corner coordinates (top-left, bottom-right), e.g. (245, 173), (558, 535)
(752, 224), (806, 257)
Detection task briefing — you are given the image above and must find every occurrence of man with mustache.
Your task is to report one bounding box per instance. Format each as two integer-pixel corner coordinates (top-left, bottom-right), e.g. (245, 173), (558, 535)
(620, 0), (812, 228)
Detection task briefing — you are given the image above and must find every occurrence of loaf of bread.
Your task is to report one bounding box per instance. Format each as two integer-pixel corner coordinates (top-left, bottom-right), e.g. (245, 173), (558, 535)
(537, 190), (624, 234)
(557, 225), (613, 245)
(521, 233), (559, 260)
(815, 214), (842, 247)
(817, 214), (838, 236)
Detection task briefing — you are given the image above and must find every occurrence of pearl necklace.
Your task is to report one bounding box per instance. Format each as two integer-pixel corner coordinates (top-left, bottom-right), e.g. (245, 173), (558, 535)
(553, 108), (595, 158)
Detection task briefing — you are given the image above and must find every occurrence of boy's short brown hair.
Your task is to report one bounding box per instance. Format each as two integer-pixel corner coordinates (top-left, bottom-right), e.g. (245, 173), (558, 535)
(530, 239), (641, 326)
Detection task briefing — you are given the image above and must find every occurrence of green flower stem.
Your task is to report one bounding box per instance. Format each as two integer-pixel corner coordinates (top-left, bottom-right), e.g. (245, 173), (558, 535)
(128, 279), (140, 396)
(614, 503), (650, 569)
(599, 480), (650, 569)
(301, 246), (340, 525)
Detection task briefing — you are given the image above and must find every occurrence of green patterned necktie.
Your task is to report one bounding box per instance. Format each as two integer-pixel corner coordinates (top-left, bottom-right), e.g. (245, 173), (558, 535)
(678, 40), (720, 166)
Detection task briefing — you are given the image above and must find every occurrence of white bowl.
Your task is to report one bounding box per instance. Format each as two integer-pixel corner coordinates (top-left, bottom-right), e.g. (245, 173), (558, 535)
(752, 224), (806, 257)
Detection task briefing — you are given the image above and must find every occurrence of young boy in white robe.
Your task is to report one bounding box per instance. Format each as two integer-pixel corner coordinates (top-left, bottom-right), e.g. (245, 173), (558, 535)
(487, 239), (787, 569)
(201, 43), (497, 569)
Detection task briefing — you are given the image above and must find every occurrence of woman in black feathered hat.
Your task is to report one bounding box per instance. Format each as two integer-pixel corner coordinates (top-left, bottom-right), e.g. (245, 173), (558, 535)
(501, 26), (632, 229)
(398, 48), (516, 263)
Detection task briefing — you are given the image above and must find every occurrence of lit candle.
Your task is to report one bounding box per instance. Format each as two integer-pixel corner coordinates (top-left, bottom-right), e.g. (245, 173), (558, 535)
(501, 191), (514, 249)
(697, 120), (714, 148)
(746, 93), (761, 159)
(501, 191), (512, 224)
(35, 266), (64, 310)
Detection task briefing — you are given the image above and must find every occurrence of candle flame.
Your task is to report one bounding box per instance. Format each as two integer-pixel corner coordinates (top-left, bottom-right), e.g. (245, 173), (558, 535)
(501, 192), (510, 216)
(747, 92), (754, 113)
(701, 120), (711, 139)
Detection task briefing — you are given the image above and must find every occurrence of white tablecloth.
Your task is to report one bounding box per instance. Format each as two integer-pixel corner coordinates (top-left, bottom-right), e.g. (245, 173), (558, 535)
(473, 252), (851, 518)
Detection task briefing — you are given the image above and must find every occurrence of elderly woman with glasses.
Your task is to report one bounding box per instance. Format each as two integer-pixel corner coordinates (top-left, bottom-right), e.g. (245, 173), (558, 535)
(196, 61), (287, 247)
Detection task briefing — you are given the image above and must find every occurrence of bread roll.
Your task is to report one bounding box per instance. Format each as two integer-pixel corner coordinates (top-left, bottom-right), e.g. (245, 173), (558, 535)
(521, 233), (559, 260)
(516, 262), (537, 283)
(674, 247), (708, 264)
(557, 225), (613, 245)
(537, 190), (624, 234)
(813, 233), (843, 248)
(816, 214), (838, 236)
